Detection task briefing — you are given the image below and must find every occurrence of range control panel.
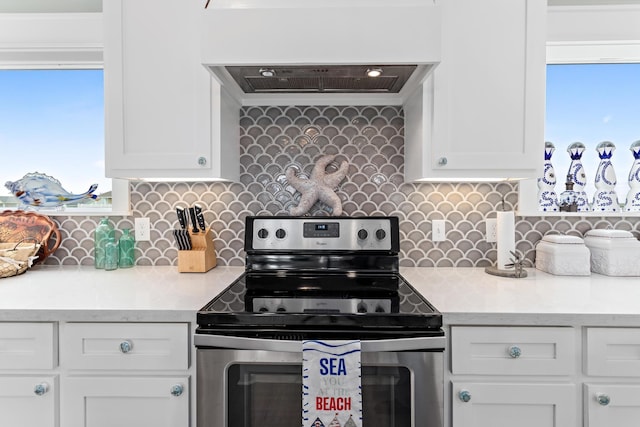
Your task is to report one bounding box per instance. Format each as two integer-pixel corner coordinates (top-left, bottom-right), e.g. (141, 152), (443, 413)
(246, 217), (399, 252)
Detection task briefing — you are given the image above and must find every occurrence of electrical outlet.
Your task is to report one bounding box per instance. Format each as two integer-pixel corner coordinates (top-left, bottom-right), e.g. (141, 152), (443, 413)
(486, 218), (498, 243)
(135, 217), (150, 242)
(432, 220), (446, 242)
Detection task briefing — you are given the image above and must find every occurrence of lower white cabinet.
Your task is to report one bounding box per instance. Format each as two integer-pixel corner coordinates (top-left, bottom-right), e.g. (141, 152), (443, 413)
(584, 384), (640, 427)
(59, 322), (191, 427)
(0, 321), (191, 427)
(62, 376), (189, 427)
(584, 327), (640, 427)
(449, 326), (578, 427)
(0, 376), (58, 427)
(452, 382), (576, 427)
(0, 322), (58, 426)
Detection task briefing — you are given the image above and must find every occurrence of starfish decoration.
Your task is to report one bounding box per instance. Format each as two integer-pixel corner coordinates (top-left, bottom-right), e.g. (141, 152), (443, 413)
(286, 154), (349, 216)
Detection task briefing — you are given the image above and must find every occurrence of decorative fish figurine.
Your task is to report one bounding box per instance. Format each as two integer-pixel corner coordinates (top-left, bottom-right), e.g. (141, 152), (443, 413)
(5, 172), (99, 208)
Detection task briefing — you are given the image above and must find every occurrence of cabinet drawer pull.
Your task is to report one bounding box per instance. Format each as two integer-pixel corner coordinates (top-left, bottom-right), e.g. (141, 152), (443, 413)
(508, 345), (522, 358)
(458, 389), (471, 402)
(437, 157), (448, 166)
(119, 340), (133, 353)
(197, 156), (207, 166)
(34, 383), (49, 396)
(596, 393), (610, 406)
(170, 384), (184, 397)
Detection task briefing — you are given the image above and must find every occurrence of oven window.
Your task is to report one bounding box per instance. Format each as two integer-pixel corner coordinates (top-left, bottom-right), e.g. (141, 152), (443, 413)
(228, 364), (411, 427)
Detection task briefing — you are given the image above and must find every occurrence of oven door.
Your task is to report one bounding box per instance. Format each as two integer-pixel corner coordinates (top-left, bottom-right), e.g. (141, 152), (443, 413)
(196, 335), (444, 427)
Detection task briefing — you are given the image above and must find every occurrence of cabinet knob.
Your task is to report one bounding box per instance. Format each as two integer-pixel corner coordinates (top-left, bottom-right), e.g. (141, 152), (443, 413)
(34, 383), (49, 396)
(596, 393), (610, 406)
(437, 157), (448, 166)
(119, 340), (133, 353)
(508, 345), (522, 358)
(170, 384), (184, 397)
(458, 389), (471, 403)
(197, 156), (207, 166)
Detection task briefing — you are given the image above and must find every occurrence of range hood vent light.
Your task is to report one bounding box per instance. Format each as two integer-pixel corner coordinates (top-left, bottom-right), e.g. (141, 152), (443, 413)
(222, 65), (419, 94)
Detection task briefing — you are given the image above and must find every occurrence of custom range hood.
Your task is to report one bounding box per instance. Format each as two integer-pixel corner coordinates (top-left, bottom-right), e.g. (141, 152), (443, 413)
(200, 0), (442, 105)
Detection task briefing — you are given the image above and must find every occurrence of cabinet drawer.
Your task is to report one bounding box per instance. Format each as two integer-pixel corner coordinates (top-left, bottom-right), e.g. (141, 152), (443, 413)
(451, 326), (575, 375)
(0, 322), (57, 370)
(60, 323), (188, 370)
(586, 327), (640, 377)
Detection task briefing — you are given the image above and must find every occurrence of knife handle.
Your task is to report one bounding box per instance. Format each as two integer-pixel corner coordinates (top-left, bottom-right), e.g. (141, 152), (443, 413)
(176, 207), (187, 230)
(194, 204), (206, 231)
(188, 207), (200, 233)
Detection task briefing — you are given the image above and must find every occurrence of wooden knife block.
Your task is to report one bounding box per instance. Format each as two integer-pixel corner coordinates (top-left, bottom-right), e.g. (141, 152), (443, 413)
(177, 228), (217, 273)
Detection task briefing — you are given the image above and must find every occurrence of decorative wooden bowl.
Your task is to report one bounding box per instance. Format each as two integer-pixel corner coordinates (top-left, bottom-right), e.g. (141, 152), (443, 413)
(0, 210), (61, 264)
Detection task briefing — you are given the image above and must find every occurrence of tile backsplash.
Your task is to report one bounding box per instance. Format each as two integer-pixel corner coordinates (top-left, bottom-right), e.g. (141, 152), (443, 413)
(45, 106), (640, 267)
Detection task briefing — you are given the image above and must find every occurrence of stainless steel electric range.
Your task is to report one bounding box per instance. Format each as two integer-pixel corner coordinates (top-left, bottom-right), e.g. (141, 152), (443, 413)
(195, 216), (444, 427)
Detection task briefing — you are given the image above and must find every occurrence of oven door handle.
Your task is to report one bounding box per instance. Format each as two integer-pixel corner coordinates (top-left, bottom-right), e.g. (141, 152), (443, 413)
(194, 334), (445, 352)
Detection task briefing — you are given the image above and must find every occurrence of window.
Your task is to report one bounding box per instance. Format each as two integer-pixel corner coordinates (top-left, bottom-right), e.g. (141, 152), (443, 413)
(0, 11), (129, 215)
(518, 4), (640, 215)
(545, 63), (640, 205)
(0, 69), (111, 210)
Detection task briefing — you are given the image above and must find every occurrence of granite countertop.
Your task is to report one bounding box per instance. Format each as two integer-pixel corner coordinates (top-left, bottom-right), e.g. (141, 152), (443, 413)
(1, 265), (639, 326)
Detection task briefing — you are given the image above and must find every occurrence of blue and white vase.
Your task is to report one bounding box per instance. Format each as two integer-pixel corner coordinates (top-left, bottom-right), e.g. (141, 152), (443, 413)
(593, 141), (619, 212)
(624, 140), (640, 212)
(566, 142), (590, 211)
(537, 141), (559, 211)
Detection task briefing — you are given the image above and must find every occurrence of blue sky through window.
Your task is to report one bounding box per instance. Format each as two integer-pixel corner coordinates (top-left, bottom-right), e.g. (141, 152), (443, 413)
(545, 63), (640, 202)
(0, 69), (109, 205)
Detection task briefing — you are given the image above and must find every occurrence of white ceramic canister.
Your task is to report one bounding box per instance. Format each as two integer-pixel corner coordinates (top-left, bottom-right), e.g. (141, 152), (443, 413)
(535, 234), (591, 276)
(583, 229), (640, 276)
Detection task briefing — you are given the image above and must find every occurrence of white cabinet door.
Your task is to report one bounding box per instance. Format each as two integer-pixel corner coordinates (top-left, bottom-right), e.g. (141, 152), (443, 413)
(405, 0), (546, 181)
(104, 0), (239, 180)
(62, 376), (189, 427)
(0, 376), (58, 427)
(585, 384), (640, 427)
(452, 382), (577, 427)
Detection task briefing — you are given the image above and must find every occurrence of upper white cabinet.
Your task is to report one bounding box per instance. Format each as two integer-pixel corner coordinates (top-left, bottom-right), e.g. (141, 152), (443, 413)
(405, 0), (546, 181)
(104, 0), (239, 180)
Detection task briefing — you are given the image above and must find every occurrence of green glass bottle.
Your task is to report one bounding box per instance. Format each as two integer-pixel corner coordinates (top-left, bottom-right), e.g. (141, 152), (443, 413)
(104, 237), (119, 271)
(94, 218), (114, 269)
(118, 228), (136, 268)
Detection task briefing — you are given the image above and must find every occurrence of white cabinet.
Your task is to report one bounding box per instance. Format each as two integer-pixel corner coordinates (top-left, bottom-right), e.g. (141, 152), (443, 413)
(585, 384), (640, 427)
(586, 327), (640, 377)
(59, 322), (190, 427)
(451, 326), (575, 375)
(449, 326), (577, 427)
(103, 0), (239, 180)
(584, 328), (640, 427)
(405, 0), (546, 181)
(60, 322), (189, 371)
(0, 321), (191, 427)
(0, 322), (58, 427)
(63, 376), (189, 427)
(0, 376), (59, 427)
(452, 382), (576, 427)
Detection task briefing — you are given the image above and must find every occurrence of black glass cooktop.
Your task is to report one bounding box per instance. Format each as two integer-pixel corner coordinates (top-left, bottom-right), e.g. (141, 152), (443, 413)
(196, 272), (443, 338)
